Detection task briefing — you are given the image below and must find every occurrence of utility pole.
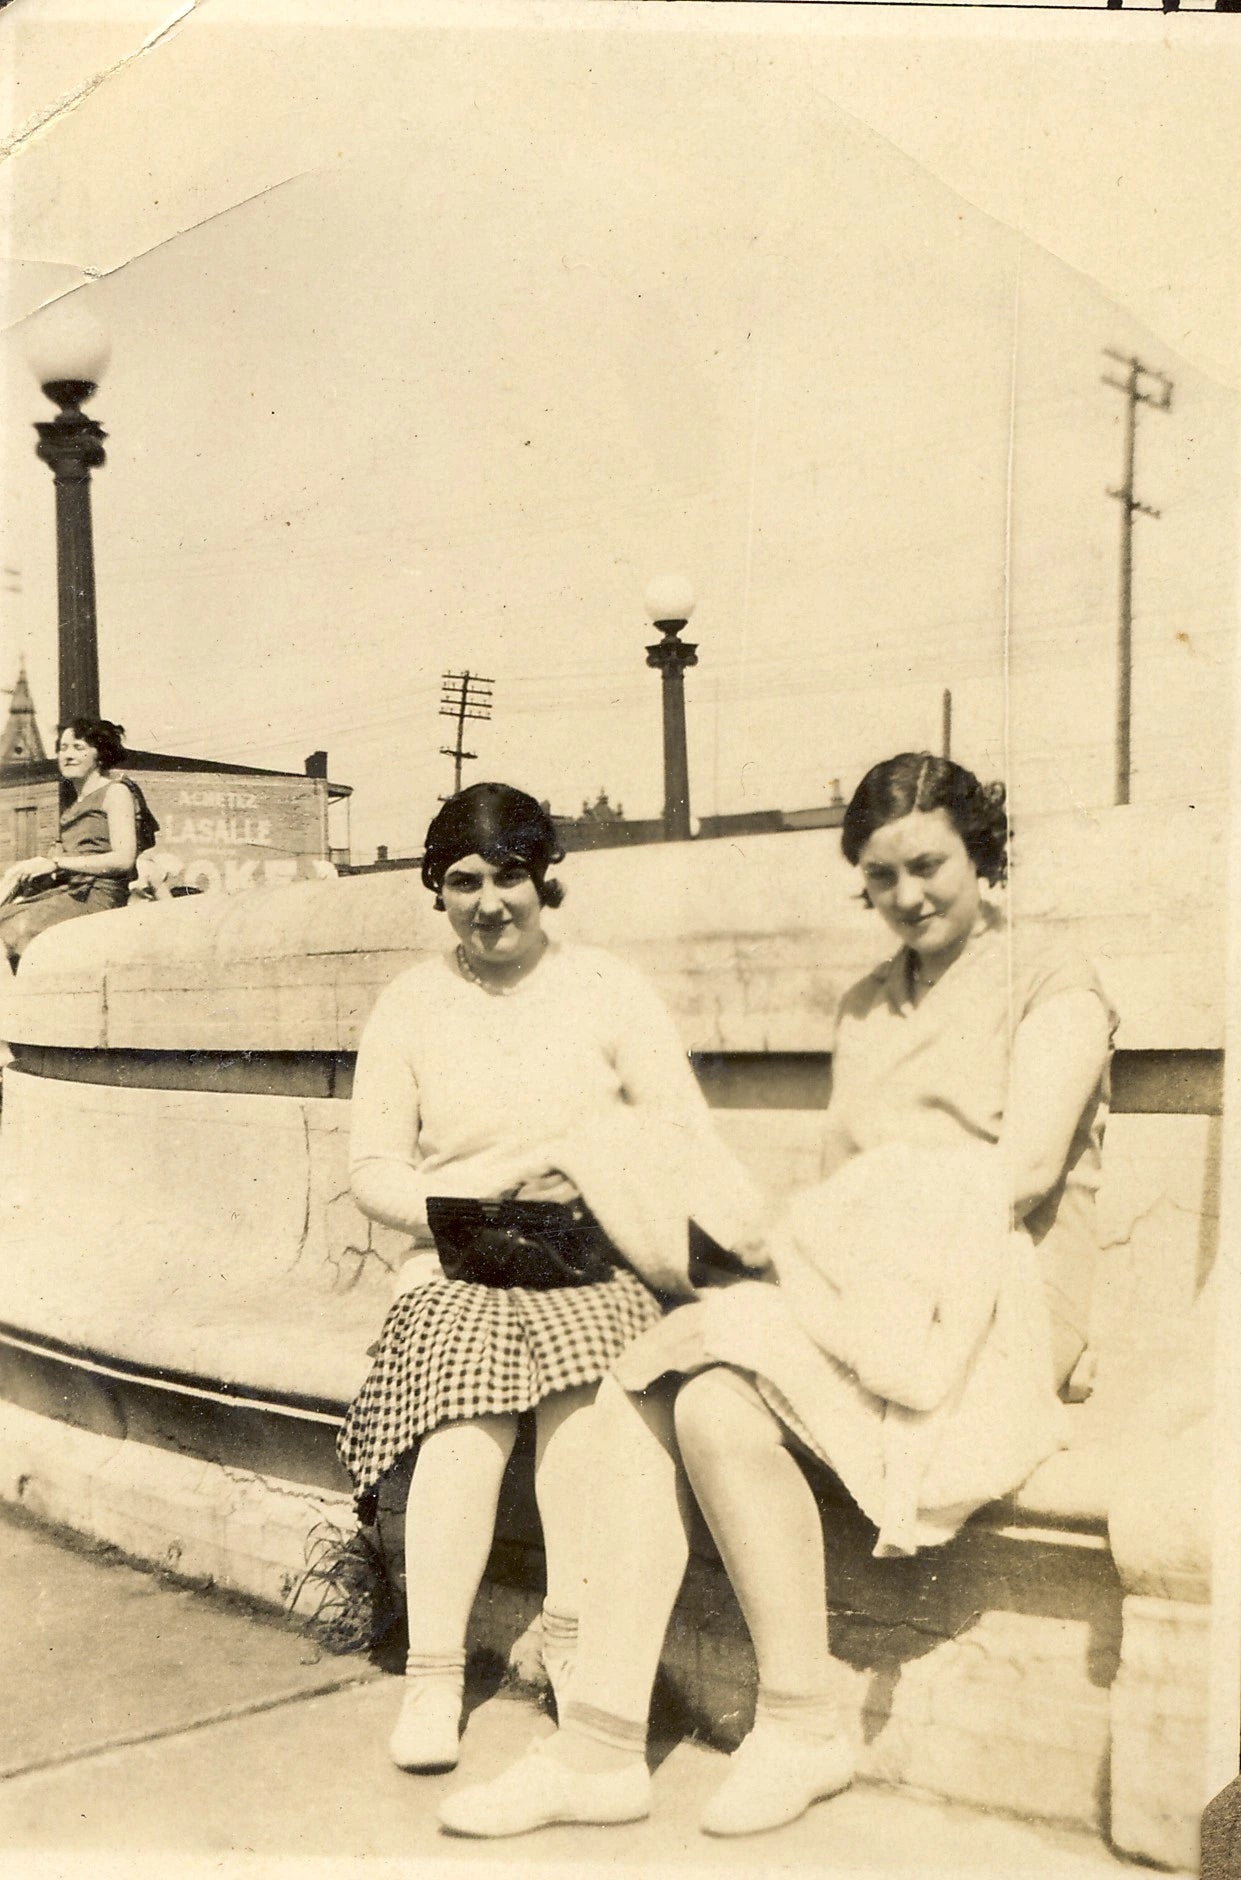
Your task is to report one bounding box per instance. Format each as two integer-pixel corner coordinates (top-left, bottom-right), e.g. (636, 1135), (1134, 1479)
(439, 670), (493, 797)
(941, 688), (952, 761)
(1102, 349), (1172, 807)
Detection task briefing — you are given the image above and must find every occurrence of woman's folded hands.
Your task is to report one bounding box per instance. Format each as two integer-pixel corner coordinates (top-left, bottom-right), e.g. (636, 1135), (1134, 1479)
(726, 1229), (777, 1279)
(504, 1168), (581, 1205)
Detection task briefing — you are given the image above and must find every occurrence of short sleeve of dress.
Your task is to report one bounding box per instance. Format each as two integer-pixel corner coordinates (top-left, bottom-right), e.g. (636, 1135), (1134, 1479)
(1013, 941), (1119, 1041)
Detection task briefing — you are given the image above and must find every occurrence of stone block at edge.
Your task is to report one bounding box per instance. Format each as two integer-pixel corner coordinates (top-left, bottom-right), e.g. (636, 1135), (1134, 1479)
(854, 1611), (1112, 1829)
(1107, 1414), (1213, 1604)
(878, 1723), (1102, 1830)
(1109, 1595), (1209, 1872)
(0, 1398), (350, 1613)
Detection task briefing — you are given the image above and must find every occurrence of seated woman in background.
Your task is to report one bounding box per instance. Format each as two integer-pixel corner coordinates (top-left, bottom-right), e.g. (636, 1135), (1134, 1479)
(0, 717), (157, 971)
(337, 782), (764, 1780)
(438, 752), (1117, 1843)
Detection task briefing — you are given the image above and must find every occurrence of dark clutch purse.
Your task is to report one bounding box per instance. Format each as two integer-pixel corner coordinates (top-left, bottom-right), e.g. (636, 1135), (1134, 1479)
(425, 1195), (616, 1290)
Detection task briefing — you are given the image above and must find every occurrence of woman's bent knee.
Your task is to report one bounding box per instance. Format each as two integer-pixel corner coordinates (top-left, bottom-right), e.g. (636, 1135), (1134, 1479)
(674, 1367), (785, 1458)
(593, 1373), (631, 1428)
(535, 1382), (597, 1422)
(419, 1411), (519, 1463)
(596, 1371), (672, 1429)
(592, 1371), (681, 1462)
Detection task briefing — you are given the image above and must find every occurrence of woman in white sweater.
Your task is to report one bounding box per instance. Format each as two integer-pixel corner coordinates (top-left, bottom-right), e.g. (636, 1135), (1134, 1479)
(338, 782), (760, 1777)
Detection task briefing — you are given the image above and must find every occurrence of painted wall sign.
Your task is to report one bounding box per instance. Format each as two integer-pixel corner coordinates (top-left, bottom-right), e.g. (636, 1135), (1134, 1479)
(127, 769), (336, 896)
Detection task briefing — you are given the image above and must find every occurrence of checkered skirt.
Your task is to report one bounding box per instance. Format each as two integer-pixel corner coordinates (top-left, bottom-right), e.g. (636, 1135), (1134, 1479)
(337, 1268), (664, 1519)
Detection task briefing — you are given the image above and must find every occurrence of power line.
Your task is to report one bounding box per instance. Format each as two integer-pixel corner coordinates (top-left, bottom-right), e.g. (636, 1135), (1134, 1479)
(439, 670), (494, 797)
(1102, 348), (1173, 806)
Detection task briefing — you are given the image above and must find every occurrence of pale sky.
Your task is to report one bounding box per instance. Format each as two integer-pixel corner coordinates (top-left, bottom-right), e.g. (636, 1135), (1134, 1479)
(1, 1), (1237, 859)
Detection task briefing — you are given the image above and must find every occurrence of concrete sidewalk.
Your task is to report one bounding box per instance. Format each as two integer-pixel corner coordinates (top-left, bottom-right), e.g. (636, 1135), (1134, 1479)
(0, 1502), (1153, 1878)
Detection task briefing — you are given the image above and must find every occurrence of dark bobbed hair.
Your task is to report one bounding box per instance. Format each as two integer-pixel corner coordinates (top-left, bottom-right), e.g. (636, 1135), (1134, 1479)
(841, 752), (1009, 886)
(58, 717), (127, 772)
(421, 782), (566, 910)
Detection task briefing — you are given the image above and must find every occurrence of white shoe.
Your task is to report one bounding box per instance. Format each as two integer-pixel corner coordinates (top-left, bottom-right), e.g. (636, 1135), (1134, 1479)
(438, 1739), (650, 1837)
(700, 1717), (855, 1836)
(388, 1679), (462, 1772)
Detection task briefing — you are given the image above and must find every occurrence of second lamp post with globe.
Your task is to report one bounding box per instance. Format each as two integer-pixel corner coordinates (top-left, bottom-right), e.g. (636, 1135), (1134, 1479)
(644, 574), (697, 843)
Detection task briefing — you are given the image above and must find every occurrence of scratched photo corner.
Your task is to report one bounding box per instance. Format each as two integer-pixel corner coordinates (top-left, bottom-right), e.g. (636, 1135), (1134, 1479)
(0, 4), (1237, 1879)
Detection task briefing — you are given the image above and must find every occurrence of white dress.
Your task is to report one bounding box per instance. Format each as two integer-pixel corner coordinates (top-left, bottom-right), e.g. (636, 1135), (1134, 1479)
(613, 913), (1117, 1555)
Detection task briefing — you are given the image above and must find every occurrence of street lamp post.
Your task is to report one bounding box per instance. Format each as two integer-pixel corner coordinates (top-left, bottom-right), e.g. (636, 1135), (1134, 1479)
(26, 302), (112, 725)
(644, 574), (697, 843)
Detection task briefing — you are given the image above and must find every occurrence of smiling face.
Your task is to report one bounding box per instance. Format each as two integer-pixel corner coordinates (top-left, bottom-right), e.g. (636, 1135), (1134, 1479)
(856, 807), (983, 968)
(441, 852), (545, 973)
(56, 727), (103, 788)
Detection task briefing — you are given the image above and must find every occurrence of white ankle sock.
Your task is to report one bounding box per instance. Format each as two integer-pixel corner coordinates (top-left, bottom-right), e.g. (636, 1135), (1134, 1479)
(539, 1603), (578, 1704)
(404, 1647), (466, 1691)
(540, 1604), (578, 1655)
(755, 1685), (840, 1740)
(548, 1699), (647, 1775)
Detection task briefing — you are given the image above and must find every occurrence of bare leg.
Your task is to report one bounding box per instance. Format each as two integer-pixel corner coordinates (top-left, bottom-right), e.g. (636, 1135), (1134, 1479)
(673, 1369), (832, 1697)
(529, 1384), (597, 1714)
(403, 1412), (518, 1654)
(569, 1374), (698, 1725)
(673, 1370), (854, 1835)
(531, 1384), (599, 1618)
(389, 1411), (519, 1772)
(436, 1375), (694, 1831)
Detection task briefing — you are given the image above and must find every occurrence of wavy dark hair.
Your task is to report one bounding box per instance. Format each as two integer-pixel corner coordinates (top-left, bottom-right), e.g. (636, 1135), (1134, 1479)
(421, 782), (566, 910)
(57, 716), (127, 771)
(841, 752), (1009, 886)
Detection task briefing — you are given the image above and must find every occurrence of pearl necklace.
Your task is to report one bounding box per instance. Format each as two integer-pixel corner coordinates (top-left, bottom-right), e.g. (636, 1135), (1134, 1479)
(455, 941), (544, 996)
